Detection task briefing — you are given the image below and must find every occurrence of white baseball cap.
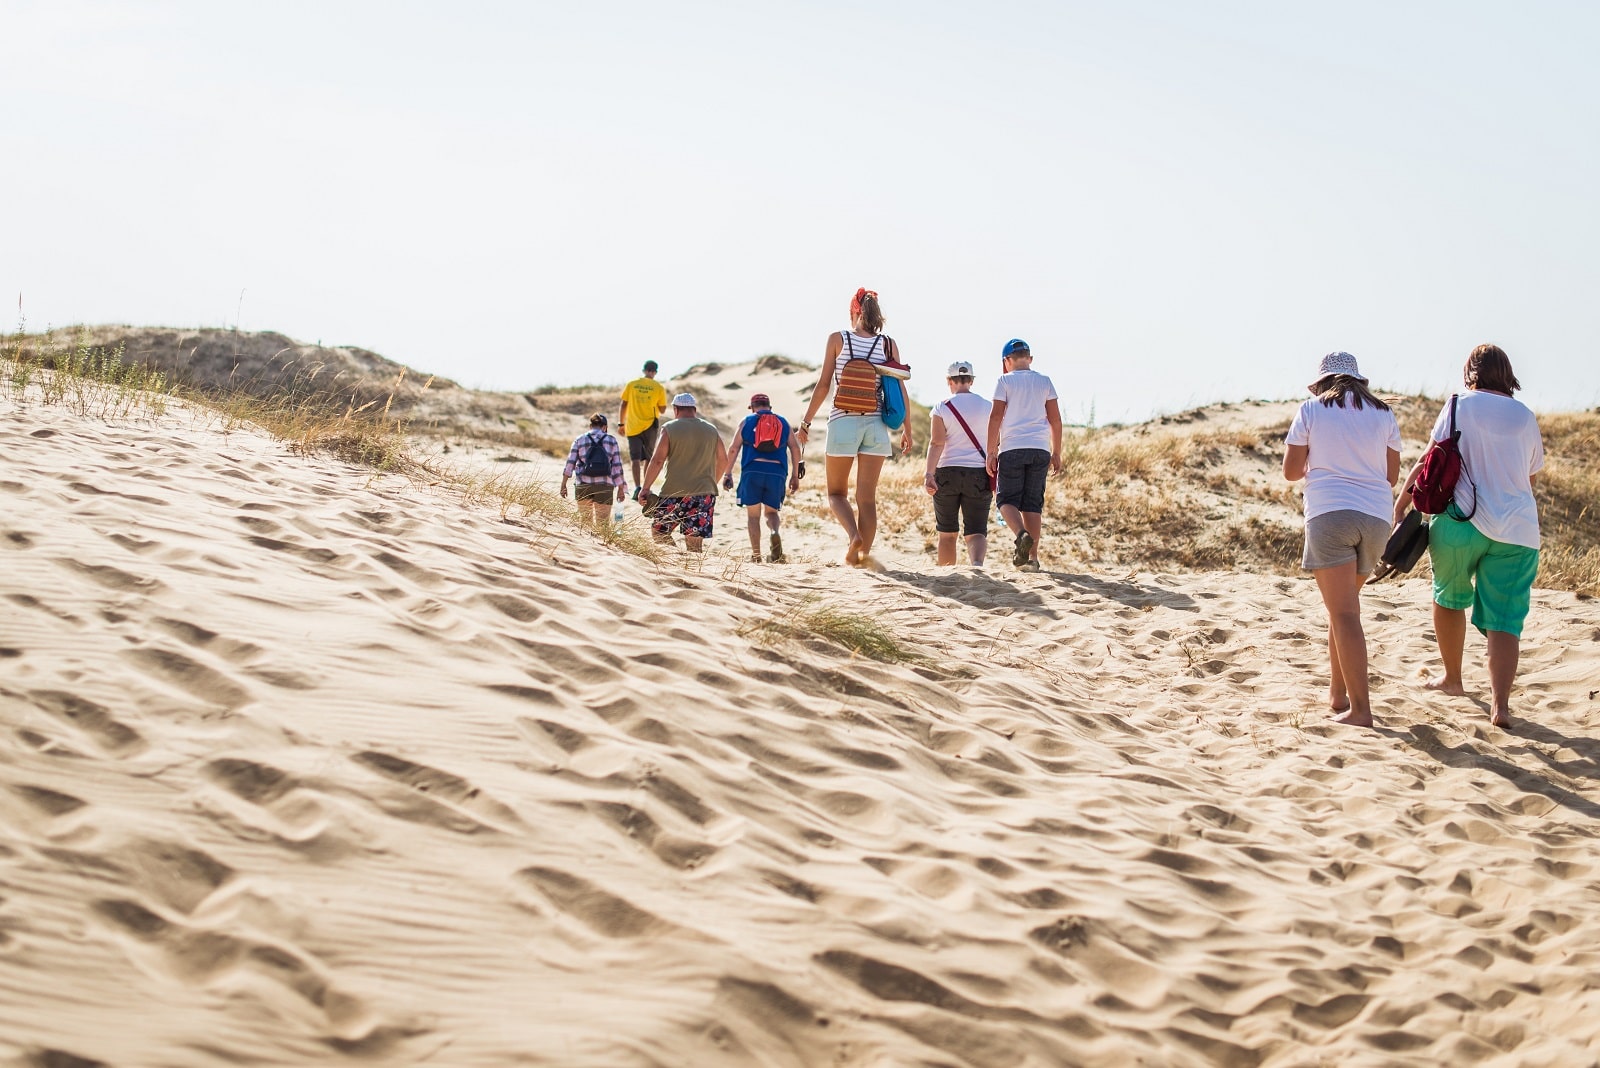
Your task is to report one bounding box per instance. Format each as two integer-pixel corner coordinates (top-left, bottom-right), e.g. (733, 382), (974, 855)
(946, 361), (975, 377)
(671, 392), (697, 408)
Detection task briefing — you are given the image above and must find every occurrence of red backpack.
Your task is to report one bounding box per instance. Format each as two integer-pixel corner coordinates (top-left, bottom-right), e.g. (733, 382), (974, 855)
(1411, 394), (1475, 518)
(751, 412), (784, 452)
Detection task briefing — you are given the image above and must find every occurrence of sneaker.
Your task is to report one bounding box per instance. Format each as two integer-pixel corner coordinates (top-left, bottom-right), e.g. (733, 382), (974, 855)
(877, 357), (912, 381)
(631, 486), (641, 502)
(768, 531), (785, 563)
(1012, 531), (1034, 568)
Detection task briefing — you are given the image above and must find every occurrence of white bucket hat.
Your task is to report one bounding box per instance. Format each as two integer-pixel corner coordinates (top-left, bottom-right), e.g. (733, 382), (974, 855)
(670, 392), (697, 408)
(1309, 351), (1366, 390)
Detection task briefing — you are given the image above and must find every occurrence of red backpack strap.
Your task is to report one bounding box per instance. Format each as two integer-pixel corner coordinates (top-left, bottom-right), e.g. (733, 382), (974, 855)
(944, 397), (985, 459)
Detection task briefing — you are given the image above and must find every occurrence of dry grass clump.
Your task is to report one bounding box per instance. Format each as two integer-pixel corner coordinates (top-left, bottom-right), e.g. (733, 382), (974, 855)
(744, 597), (922, 663)
(1045, 425), (1301, 572)
(3, 327), (173, 419)
(1533, 411), (1600, 595)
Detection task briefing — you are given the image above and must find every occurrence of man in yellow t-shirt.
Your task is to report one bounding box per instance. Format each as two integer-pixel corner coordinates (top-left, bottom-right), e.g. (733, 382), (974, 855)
(619, 360), (668, 495)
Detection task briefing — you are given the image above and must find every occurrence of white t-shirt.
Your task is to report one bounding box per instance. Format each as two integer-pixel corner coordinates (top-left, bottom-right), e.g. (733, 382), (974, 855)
(932, 392), (992, 469)
(1285, 397), (1401, 522)
(1430, 391), (1543, 549)
(991, 368), (1058, 454)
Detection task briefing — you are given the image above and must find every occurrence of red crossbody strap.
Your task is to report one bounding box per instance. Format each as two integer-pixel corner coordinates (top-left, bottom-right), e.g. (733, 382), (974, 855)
(944, 397), (986, 459)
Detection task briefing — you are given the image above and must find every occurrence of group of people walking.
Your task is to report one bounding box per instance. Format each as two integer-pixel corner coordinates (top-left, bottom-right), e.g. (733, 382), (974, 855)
(561, 288), (1545, 730)
(1284, 345), (1543, 730)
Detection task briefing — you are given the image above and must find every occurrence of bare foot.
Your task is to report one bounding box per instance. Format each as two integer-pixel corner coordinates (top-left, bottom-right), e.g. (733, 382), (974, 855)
(1424, 675), (1467, 697)
(1332, 708), (1374, 727)
(1329, 695), (1350, 713)
(844, 538), (863, 566)
(1490, 708), (1512, 728)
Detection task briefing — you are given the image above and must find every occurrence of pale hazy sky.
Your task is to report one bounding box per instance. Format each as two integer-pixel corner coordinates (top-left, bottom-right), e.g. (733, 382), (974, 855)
(6, 0), (1596, 422)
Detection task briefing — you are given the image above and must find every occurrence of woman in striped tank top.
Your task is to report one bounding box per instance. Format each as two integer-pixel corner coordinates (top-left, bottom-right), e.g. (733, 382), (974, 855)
(797, 288), (914, 566)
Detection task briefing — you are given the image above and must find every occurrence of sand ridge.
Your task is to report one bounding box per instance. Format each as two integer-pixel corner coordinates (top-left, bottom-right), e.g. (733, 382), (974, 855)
(3, 392), (1600, 1067)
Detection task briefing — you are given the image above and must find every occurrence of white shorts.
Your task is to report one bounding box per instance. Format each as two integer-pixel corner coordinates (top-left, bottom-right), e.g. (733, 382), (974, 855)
(825, 414), (892, 458)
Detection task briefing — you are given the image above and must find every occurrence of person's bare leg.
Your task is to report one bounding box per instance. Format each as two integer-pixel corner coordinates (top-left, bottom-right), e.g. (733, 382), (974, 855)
(746, 505), (762, 558)
(1314, 562), (1373, 726)
(1022, 511), (1043, 563)
(853, 454), (887, 562)
(1326, 570), (1365, 711)
(1427, 603), (1468, 695)
(1485, 630), (1519, 727)
(825, 455), (862, 563)
(765, 506), (783, 561)
(998, 503), (1024, 538)
(1326, 620), (1349, 712)
(966, 533), (988, 566)
(686, 535), (703, 553)
(937, 532), (958, 566)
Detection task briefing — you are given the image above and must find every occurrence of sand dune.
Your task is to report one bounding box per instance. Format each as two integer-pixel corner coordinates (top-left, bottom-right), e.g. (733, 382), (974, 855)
(3, 390), (1600, 1067)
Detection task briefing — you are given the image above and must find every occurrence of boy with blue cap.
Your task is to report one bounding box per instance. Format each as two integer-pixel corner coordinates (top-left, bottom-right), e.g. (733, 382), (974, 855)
(985, 339), (1061, 571)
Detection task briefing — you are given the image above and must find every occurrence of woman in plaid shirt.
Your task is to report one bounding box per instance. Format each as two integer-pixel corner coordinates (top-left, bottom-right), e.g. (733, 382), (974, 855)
(560, 414), (627, 526)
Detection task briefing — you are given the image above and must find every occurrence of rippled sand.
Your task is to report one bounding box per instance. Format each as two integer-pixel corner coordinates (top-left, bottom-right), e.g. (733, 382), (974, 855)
(3, 394), (1599, 1067)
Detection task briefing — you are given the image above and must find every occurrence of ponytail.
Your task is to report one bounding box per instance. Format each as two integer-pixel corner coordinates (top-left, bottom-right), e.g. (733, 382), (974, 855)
(850, 287), (885, 334)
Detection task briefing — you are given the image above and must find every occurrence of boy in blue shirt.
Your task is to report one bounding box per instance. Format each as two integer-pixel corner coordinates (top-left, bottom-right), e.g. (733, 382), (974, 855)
(723, 393), (802, 562)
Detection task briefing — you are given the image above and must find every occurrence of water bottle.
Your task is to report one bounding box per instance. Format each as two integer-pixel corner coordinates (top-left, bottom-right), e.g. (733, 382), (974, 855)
(612, 498), (626, 525)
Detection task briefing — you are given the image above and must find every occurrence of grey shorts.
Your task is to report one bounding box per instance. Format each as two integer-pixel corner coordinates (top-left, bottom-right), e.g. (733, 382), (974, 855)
(1303, 509), (1391, 574)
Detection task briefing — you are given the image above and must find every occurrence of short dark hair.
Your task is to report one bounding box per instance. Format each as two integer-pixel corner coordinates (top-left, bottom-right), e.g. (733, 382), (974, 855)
(1464, 343), (1520, 395)
(642, 360), (659, 373)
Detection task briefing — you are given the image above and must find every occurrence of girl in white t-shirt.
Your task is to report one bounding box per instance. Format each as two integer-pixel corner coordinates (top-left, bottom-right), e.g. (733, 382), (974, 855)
(1283, 351), (1402, 727)
(1393, 343), (1543, 728)
(796, 289), (914, 566)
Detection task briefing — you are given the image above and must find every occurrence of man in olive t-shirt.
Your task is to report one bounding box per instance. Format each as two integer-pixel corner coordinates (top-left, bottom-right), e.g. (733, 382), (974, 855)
(639, 393), (727, 553)
(619, 360), (668, 494)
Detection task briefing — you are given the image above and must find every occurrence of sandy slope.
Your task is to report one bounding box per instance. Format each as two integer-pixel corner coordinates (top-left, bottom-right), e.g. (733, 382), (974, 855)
(3, 392), (1600, 1068)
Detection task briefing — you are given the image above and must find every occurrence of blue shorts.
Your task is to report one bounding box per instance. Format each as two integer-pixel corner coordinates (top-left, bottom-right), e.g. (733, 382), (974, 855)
(737, 470), (786, 510)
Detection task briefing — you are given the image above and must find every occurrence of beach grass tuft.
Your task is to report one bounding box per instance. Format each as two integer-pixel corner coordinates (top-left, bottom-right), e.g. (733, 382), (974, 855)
(744, 597), (922, 663)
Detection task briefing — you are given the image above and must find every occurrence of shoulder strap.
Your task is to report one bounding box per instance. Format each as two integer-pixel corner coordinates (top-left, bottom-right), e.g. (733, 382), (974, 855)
(944, 397), (985, 459)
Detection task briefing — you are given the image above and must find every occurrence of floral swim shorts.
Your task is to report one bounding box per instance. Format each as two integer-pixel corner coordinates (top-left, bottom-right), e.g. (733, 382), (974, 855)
(650, 493), (716, 539)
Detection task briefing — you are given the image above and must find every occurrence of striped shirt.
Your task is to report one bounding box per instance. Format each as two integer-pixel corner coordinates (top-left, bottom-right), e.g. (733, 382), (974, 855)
(829, 329), (891, 421)
(562, 430), (625, 485)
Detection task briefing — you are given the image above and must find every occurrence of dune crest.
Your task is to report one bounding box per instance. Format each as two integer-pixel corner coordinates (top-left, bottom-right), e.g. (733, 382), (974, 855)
(3, 390), (1600, 1067)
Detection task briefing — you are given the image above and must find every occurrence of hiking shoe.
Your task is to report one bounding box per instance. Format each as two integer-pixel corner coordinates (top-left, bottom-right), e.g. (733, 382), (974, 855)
(1012, 531), (1034, 568)
(768, 532), (785, 563)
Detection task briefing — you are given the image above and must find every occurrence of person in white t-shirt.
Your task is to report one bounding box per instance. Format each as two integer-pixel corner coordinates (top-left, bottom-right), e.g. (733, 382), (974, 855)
(1283, 352), (1402, 728)
(984, 339), (1061, 572)
(923, 361), (993, 566)
(1393, 343), (1543, 728)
